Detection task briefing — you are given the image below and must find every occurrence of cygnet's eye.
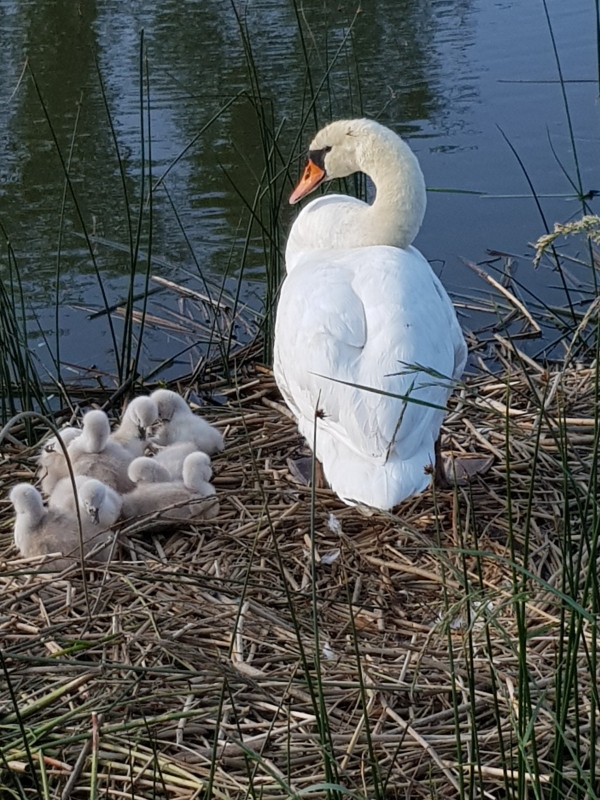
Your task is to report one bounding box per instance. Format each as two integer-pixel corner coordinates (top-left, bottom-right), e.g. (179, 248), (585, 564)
(44, 444), (55, 453)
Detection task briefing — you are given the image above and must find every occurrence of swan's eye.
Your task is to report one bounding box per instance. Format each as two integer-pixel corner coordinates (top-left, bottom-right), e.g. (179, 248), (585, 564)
(323, 145), (332, 154)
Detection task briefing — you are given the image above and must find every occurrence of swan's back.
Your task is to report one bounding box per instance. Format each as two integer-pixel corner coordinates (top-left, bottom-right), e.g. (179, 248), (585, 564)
(274, 245), (466, 509)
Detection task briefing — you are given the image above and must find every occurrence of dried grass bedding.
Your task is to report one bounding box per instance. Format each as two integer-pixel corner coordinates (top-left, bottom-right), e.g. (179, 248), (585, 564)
(0, 345), (597, 798)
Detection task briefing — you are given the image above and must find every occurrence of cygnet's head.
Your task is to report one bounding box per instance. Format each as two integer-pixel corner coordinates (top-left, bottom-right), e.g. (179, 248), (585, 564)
(128, 456), (171, 484)
(10, 484), (45, 523)
(80, 410), (111, 452)
(151, 389), (188, 423)
(123, 396), (159, 440)
(183, 451), (212, 485)
(43, 427), (81, 456)
(78, 479), (108, 524)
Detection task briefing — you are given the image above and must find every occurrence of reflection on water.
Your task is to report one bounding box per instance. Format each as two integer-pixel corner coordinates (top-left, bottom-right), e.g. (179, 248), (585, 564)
(0, 0), (597, 382)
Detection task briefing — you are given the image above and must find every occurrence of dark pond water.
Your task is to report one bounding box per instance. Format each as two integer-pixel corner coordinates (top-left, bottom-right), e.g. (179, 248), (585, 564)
(0, 0), (598, 386)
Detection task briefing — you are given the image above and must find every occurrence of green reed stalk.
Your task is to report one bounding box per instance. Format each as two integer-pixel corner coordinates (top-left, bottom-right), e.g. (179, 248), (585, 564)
(53, 91), (83, 389)
(27, 63), (122, 380)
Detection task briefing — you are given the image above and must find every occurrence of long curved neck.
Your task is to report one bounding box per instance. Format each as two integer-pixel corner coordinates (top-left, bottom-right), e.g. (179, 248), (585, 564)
(286, 129), (426, 269)
(358, 131), (426, 250)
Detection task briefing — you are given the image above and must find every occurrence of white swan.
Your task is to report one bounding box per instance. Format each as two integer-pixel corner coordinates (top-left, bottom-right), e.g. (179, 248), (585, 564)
(10, 483), (114, 569)
(110, 396), (159, 457)
(123, 452), (219, 524)
(37, 426), (81, 496)
(150, 389), (224, 455)
(274, 119), (467, 510)
(68, 410), (135, 494)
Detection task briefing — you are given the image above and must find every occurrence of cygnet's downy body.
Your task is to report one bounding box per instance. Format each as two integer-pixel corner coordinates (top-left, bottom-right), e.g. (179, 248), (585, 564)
(77, 479), (122, 559)
(110, 396), (159, 458)
(182, 451), (216, 499)
(68, 410), (135, 493)
(122, 451), (219, 526)
(127, 456), (172, 484)
(49, 474), (89, 512)
(150, 389), (224, 455)
(10, 483), (114, 570)
(37, 427), (81, 496)
(50, 474), (123, 524)
(153, 442), (199, 481)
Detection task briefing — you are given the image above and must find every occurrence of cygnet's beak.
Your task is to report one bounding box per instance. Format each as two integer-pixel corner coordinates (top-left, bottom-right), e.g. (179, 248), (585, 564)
(91, 507), (99, 525)
(137, 423), (147, 441)
(289, 156), (326, 205)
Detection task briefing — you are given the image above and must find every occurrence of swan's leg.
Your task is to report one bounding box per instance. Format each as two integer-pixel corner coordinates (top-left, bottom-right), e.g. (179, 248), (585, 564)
(433, 436), (449, 490)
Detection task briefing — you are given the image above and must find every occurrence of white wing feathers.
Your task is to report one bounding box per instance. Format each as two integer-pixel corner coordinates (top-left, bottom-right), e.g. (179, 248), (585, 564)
(274, 246), (463, 466)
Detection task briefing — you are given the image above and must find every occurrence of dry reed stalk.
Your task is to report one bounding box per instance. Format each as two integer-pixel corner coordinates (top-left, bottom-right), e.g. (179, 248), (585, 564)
(0, 347), (598, 798)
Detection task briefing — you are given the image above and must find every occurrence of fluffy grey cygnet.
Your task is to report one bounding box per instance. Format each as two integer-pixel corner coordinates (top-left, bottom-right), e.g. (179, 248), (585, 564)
(78, 479), (122, 530)
(68, 410), (135, 493)
(50, 476), (122, 525)
(150, 389), (224, 455)
(10, 483), (115, 570)
(49, 475), (89, 511)
(122, 451), (219, 526)
(37, 427), (81, 496)
(153, 442), (198, 481)
(110, 396), (159, 457)
(127, 456), (171, 484)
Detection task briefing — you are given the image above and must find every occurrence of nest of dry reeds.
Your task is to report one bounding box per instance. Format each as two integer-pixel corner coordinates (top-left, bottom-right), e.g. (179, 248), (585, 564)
(0, 337), (598, 799)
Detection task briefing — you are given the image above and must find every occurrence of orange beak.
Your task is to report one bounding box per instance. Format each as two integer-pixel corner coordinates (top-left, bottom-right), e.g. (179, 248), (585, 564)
(289, 158), (326, 205)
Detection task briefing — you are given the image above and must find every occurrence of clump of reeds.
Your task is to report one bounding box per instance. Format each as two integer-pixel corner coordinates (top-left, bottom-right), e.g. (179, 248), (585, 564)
(1, 308), (600, 798)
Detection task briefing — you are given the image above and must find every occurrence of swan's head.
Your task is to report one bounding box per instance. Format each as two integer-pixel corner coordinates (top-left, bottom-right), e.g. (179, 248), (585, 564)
(80, 410), (111, 453)
(151, 389), (188, 424)
(290, 119), (383, 204)
(78, 479), (108, 525)
(10, 484), (44, 523)
(183, 451), (212, 487)
(290, 118), (422, 207)
(123, 396), (159, 440)
(128, 456), (171, 484)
